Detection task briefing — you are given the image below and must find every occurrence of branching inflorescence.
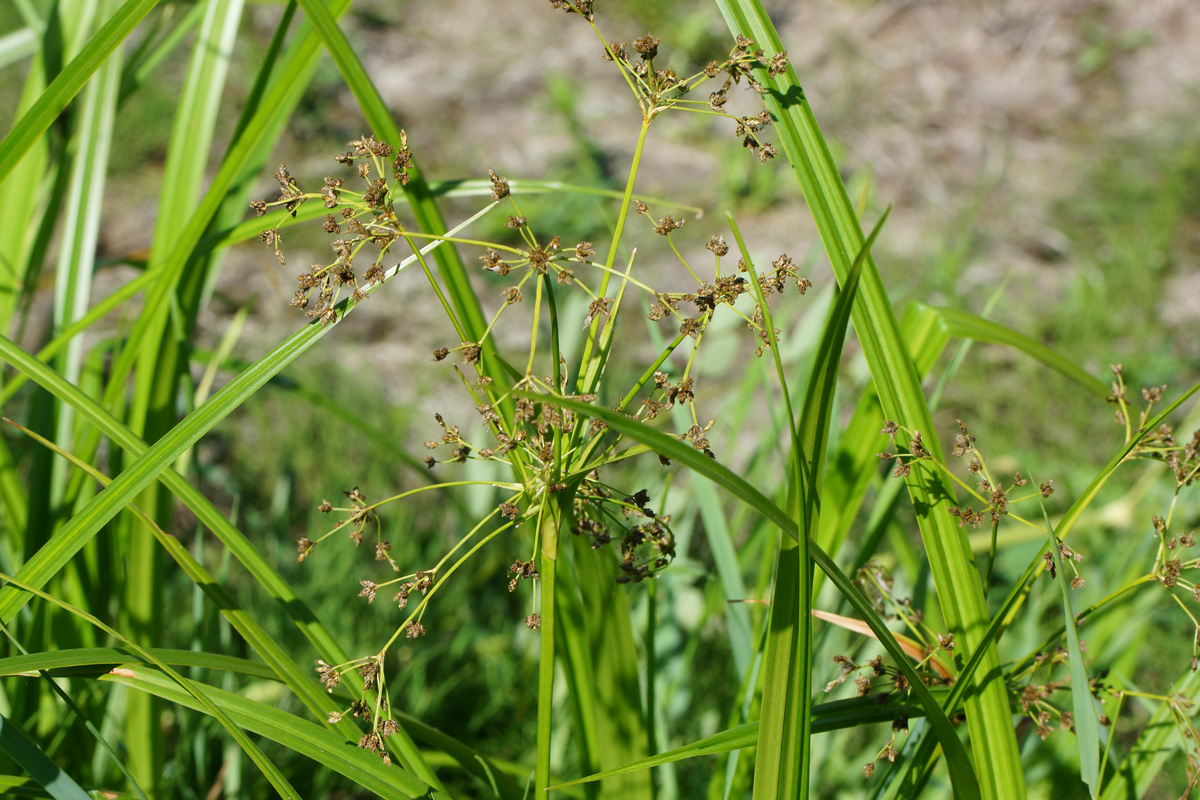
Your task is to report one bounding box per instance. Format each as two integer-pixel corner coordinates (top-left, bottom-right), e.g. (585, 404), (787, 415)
(249, 5), (806, 764)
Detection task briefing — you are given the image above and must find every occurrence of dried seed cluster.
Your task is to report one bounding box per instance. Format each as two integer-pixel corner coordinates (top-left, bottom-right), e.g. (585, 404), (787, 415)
(252, 134), (416, 326)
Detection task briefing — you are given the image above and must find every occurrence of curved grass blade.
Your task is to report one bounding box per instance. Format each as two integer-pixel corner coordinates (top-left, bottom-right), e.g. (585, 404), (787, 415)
(0, 648), (277, 680)
(550, 694), (938, 790)
(102, 666), (433, 799)
(517, 392), (980, 800)
(0, 347), (426, 778)
(926, 304), (1109, 399)
(0, 320), (330, 624)
(0, 575), (300, 798)
(0, 714), (92, 800)
(0, 646), (524, 799)
(0, 636), (149, 800)
(3, 415), (356, 723)
(0, 0), (160, 183)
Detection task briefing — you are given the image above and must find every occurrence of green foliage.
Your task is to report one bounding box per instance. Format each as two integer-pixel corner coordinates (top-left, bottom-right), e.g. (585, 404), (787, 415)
(1, 1), (1198, 798)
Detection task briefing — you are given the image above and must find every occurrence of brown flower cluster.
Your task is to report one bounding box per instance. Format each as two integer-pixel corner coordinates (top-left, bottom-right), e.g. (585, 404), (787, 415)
(252, 135), (418, 326)
(317, 655), (403, 763)
(297, 485), (382, 565)
(597, 23), (785, 161)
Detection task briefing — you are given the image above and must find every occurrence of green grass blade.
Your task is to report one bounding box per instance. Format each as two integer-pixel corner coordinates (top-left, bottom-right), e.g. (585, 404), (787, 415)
(0, 318), (327, 617)
(729, 215), (811, 800)
(0, 0), (159, 184)
(0, 27), (38, 70)
(102, 667), (432, 799)
(551, 693), (939, 790)
(519, 392), (980, 800)
(713, 3), (1023, 795)
(927, 304), (1110, 399)
(0, 9), (54, 544)
(0, 575), (301, 798)
(816, 302), (949, 597)
(0, 330), (450, 778)
(148, 0), (243, 258)
(1043, 503), (1100, 795)
(550, 533), (650, 797)
(553, 723), (759, 791)
(0, 648), (278, 680)
(733, 209), (877, 799)
(3, 415), (369, 731)
(0, 646), (524, 799)
(122, 2), (244, 783)
(0, 714), (92, 800)
(118, 0), (205, 100)
(0, 272), (152, 408)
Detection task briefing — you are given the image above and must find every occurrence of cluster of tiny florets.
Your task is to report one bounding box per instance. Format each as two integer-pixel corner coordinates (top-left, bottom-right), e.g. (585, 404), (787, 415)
(316, 655), (403, 762)
(299, 486), (383, 565)
(252, 134), (416, 326)
(598, 27), (784, 161)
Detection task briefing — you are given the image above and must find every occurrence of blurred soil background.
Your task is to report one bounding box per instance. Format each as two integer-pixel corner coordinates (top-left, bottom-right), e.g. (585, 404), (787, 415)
(1, 0), (1199, 792)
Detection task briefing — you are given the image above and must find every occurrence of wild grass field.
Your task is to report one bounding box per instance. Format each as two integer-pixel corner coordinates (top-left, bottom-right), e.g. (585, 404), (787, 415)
(0, 0), (1198, 798)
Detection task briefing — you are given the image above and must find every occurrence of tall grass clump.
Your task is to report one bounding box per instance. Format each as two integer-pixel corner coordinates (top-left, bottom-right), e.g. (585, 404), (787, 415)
(0, 0), (1197, 798)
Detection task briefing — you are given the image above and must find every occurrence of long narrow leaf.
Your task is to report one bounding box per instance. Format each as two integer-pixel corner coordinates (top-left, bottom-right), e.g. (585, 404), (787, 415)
(0, 0), (160, 183)
(0, 715), (92, 800)
(734, 208), (879, 799)
(713, 4), (1023, 795)
(551, 694), (940, 790)
(0, 575), (300, 798)
(0, 648), (278, 680)
(102, 667), (432, 799)
(1044, 503), (1100, 795)
(928, 305), (1109, 399)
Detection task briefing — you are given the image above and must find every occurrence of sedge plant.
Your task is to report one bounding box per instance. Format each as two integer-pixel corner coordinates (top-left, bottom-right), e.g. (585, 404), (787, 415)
(0, 0), (1198, 799)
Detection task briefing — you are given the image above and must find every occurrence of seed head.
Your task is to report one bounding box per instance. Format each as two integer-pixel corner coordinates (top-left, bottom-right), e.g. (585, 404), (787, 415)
(632, 35), (660, 60)
(488, 168), (510, 201)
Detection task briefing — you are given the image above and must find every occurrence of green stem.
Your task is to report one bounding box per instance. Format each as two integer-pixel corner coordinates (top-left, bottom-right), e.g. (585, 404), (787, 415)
(576, 117), (651, 395)
(535, 502), (561, 794)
